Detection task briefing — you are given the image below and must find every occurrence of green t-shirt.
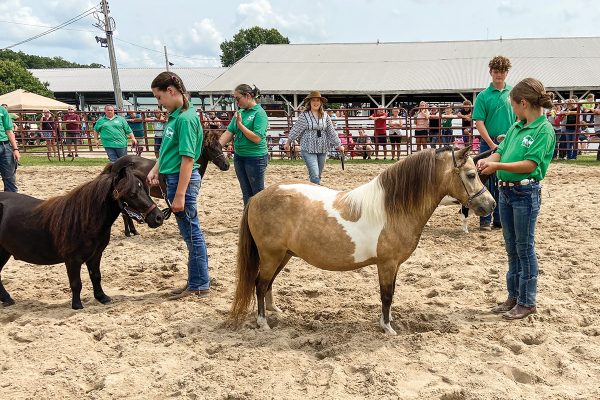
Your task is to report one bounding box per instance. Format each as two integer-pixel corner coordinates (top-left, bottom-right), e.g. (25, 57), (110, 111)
(442, 117), (453, 128)
(0, 106), (14, 142)
(472, 83), (516, 138)
(158, 106), (202, 175)
(226, 104), (268, 156)
(496, 115), (556, 182)
(94, 115), (132, 148)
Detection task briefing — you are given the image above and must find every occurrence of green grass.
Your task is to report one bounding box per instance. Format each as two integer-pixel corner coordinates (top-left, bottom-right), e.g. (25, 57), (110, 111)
(550, 154), (600, 166)
(19, 154), (110, 167)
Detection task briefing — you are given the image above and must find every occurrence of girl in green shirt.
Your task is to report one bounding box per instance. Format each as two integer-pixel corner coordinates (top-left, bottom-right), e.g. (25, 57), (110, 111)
(219, 84), (269, 206)
(477, 78), (556, 320)
(147, 72), (210, 299)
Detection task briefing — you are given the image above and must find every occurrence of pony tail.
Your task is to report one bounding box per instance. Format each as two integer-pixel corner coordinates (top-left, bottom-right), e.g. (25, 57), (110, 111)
(230, 203), (260, 323)
(252, 85), (261, 99)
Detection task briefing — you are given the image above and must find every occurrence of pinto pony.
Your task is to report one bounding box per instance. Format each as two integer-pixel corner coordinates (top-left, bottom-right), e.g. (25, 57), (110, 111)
(0, 156), (164, 309)
(231, 146), (496, 335)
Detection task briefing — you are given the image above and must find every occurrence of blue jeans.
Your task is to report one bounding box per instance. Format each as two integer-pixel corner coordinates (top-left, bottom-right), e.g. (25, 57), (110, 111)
(165, 170), (210, 291)
(559, 131), (577, 160)
(479, 139), (500, 227)
(234, 154), (268, 206)
(301, 151), (327, 185)
(105, 147), (127, 162)
(441, 129), (453, 144)
(0, 142), (17, 192)
(499, 183), (541, 307)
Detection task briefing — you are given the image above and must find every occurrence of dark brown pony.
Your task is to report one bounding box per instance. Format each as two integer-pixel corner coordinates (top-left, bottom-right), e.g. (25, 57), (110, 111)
(0, 156), (164, 309)
(231, 146), (496, 335)
(123, 129), (230, 236)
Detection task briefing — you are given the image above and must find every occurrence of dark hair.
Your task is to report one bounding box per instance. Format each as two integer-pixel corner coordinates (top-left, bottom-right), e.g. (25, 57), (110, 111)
(234, 84), (260, 99)
(151, 72), (190, 111)
(488, 55), (512, 72)
(510, 78), (554, 109)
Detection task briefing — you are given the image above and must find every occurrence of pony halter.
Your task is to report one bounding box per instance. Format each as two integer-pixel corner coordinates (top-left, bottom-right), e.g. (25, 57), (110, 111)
(451, 148), (488, 208)
(113, 189), (157, 224)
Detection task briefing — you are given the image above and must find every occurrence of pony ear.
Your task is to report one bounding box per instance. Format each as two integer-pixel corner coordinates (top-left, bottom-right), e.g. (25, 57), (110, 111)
(456, 146), (472, 160)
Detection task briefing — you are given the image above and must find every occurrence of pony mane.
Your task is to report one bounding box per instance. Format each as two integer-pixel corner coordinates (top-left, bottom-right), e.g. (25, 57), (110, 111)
(35, 164), (116, 256)
(379, 148), (444, 219)
(342, 177), (386, 225)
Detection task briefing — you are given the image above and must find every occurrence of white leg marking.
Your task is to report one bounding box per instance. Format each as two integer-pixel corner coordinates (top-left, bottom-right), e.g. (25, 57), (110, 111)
(379, 314), (397, 336)
(257, 316), (271, 331)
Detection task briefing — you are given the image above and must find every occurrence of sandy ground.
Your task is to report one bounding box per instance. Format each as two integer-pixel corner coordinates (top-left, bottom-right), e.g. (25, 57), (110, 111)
(0, 160), (599, 400)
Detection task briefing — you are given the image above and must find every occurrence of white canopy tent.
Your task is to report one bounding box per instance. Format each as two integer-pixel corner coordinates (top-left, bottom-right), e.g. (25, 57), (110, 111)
(0, 89), (72, 111)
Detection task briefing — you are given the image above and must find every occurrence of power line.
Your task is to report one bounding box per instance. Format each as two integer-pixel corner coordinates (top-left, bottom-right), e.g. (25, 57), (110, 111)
(1, 6), (98, 50)
(114, 37), (221, 62)
(0, 19), (96, 34)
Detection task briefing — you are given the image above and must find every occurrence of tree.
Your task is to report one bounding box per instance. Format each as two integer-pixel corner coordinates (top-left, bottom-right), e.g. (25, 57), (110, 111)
(0, 60), (54, 97)
(0, 49), (104, 69)
(220, 26), (289, 67)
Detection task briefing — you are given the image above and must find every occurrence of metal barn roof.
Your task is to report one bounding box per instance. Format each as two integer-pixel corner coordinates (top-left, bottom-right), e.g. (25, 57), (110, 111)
(29, 67), (226, 93)
(200, 37), (600, 95)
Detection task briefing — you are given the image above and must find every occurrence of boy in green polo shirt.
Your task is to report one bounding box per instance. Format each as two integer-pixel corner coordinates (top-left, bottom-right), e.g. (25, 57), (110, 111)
(0, 105), (20, 192)
(477, 78), (555, 320)
(473, 55), (516, 230)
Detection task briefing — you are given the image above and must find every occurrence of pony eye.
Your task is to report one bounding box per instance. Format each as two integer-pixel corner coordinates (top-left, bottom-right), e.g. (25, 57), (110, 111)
(467, 171), (477, 179)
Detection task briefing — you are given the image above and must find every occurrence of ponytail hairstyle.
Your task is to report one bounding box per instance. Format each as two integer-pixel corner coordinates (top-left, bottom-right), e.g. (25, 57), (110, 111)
(151, 72), (190, 111)
(234, 84), (260, 100)
(510, 78), (554, 109)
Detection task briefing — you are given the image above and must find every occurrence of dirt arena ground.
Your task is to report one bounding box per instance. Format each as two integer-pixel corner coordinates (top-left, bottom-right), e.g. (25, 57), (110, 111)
(1, 160), (599, 400)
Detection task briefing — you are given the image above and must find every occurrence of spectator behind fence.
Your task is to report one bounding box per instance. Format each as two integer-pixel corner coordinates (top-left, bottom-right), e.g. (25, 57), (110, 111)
(441, 107), (456, 145)
(286, 91), (343, 185)
(93, 105), (137, 162)
(388, 107), (404, 160)
(204, 111), (223, 132)
(457, 100), (473, 147)
(370, 106), (388, 159)
(558, 98), (580, 160)
(428, 106), (441, 149)
(413, 101), (430, 152)
(355, 127), (374, 159)
(582, 93), (595, 124)
(40, 109), (58, 158)
(473, 55), (516, 231)
(477, 77), (555, 320)
(148, 109), (165, 158)
(62, 105), (81, 158)
(0, 104), (19, 192)
(126, 111), (145, 149)
(219, 84), (269, 206)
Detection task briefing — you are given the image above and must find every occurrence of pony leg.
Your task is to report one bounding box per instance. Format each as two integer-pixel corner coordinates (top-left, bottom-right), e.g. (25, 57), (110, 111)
(86, 252), (111, 305)
(65, 261), (84, 310)
(256, 252), (288, 330)
(460, 206), (469, 233)
(0, 248), (15, 306)
(265, 253), (292, 313)
(377, 263), (400, 335)
(122, 214), (138, 237)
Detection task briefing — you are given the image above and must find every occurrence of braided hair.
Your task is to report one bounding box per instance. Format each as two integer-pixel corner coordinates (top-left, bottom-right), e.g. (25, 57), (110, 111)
(151, 72), (190, 111)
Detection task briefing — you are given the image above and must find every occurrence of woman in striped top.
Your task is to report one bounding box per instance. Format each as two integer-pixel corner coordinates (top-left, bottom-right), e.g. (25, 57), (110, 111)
(285, 91), (343, 185)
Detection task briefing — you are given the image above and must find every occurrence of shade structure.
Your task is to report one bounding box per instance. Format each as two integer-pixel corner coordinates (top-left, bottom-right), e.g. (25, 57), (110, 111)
(0, 89), (72, 111)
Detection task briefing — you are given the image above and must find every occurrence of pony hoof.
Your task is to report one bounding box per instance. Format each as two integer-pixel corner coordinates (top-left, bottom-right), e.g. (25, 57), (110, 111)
(2, 298), (15, 307)
(266, 305), (283, 313)
(95, 294), (112, 304)
(257, 316), (271, 331)
(72, 303), (84, 310)
(379, 315), (397, 336)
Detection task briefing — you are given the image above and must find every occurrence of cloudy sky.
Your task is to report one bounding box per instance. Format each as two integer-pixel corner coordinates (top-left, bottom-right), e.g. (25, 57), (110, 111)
(2, 0), (599, 69)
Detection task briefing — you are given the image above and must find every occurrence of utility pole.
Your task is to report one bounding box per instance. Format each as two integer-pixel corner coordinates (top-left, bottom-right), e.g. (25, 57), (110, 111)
(95, 0), (123, 110)
(164, 45), (170, 71)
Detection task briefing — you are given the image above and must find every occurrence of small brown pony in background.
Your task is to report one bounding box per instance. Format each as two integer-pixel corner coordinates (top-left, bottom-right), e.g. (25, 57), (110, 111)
(230, 146), (495, 335)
